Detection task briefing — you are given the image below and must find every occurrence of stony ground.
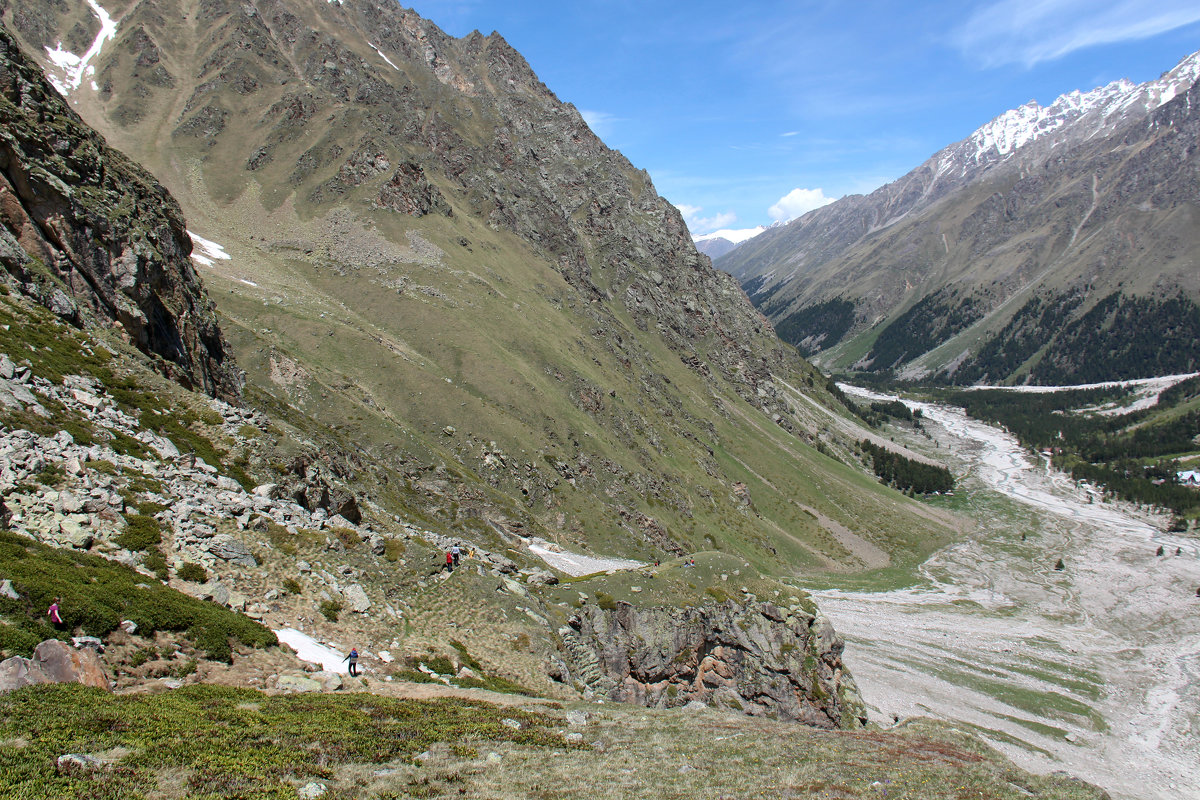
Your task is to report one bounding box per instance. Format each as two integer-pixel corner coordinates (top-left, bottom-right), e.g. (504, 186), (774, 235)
(817, 391), (1200, 800)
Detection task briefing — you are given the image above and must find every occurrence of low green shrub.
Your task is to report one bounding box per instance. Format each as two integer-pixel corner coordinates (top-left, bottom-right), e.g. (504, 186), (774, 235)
(176, 562), (208, 583)
(142, 549), (169, 582)
(0, 683), (570, 800)
(116, 514), (161, 551)
(319, 599), (342, 622)
(0, 529), (274, 661)
(282, 578), (302, 595)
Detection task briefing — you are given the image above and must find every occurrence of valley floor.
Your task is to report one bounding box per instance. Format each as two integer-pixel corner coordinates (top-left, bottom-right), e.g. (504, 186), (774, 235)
(818, 389), (1200, 800)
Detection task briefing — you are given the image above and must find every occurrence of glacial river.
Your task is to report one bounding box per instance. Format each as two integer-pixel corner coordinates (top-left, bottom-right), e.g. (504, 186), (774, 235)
(814, 389), (1200, 800)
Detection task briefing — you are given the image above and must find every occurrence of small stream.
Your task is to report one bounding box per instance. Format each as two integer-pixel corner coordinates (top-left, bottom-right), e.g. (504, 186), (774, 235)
(814, 389), (1200, 800)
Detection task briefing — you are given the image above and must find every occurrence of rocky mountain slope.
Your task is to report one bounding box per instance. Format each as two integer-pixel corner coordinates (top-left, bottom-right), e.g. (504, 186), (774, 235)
(1, 0), (957, 578)
(722, 50), (1200, 383)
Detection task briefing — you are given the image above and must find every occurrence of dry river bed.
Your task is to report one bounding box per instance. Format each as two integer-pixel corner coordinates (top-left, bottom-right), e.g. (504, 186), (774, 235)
(815, 389), (1200, 800)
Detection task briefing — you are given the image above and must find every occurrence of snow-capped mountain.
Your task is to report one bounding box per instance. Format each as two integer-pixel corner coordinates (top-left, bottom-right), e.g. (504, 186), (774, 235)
(955, 50), (1200, 168)
(721, 47), (1200, 385)
(692, 226), (766, 259)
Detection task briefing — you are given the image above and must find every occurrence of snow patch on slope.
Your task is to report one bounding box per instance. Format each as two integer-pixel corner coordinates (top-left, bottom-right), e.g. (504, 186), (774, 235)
(187, 231), (231, 267)
(43, 0), (116, 96)
(370, 43), (400, 71)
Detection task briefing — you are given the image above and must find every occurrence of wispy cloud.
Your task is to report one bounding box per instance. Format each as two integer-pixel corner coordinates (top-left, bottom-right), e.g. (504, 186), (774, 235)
(768, 188), (835, 223)
(953, 0), (1200, 68)
(580, 109), (619, 140)
(675, 203), (737, 234)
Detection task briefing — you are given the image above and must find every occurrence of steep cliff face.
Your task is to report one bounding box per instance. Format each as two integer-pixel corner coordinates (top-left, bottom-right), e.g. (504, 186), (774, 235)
(0, 24), (240, 401)
(558, 598), (866, 729)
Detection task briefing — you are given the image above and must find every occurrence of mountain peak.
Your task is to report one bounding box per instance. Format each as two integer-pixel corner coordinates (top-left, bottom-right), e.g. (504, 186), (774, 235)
(964, 48), (1200, 166)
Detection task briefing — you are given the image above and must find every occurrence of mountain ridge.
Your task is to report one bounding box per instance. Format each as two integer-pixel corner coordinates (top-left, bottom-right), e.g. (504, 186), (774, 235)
(721, 47), (1200, 383)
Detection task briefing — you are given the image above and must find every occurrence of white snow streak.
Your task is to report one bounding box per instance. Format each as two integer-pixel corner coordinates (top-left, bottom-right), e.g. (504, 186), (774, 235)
(187, 230), (232, 268)
(370, 43), (400, 71)
(528, 540), (643, 576)
(43, 0), (116, 95)
(274, 628), (351, 673)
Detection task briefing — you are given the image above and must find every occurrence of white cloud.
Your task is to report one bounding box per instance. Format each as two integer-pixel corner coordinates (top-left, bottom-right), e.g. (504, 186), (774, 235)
(953, 0), (1200, 68)
(580, 109), (618, 139)
(768, 187), (835, 222)
(675, 203), (737, 234)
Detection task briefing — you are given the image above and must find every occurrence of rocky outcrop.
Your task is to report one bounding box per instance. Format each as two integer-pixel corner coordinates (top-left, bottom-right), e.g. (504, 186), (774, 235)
(558, 599), (866, 729)
(0, 24), (241, 402)
(0, 638), (111, 692)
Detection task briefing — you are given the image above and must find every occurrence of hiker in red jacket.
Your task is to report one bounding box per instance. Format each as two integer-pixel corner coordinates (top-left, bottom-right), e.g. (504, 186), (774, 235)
(48, 598), (64, 628)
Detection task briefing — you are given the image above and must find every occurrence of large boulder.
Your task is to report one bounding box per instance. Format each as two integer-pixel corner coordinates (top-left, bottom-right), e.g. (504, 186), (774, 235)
(0, 639), (111, 693)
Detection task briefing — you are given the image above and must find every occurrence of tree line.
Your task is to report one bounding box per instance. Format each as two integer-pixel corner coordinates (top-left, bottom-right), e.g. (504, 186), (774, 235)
(859, 439), (954, 495)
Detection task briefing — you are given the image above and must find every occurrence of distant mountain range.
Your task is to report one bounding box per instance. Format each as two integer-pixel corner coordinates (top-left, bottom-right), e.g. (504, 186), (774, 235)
(692, 225), (767, 259)
(720, 50), (1200, 384)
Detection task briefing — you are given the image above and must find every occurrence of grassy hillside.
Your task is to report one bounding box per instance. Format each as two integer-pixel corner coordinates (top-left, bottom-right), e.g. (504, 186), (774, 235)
(0, 682), (1110, 800)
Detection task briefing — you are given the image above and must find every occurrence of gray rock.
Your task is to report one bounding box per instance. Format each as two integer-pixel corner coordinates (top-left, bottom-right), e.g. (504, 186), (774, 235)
(58, 518), (94, 549)
(524, 568), (559, 586)
(0, 579), (18, 600)
(343, 584), (370, 613)
(297, 782), (328, 799)
(566, 710), (590, 726)
(313, 671), (344, 691)
(202, 583), (231, 606)
(56, 753), (104, 775)
(276, 674), (323, 692)
(501, 718), (522, 730)
(59, 491), (83, 514)
(206, 535), (257, 567)
(0, 639), (110, 693)
(558, 599), (865, 729)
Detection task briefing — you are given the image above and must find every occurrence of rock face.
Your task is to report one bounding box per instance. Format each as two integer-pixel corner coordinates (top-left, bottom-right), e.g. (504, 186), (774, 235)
(0, 24), (241, 402)
(0, 638), (111, 692)
(558, 600), (866, 729)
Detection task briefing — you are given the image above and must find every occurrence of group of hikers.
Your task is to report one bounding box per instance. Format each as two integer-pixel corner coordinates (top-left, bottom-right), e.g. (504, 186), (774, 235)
(443, 542), (472, 572)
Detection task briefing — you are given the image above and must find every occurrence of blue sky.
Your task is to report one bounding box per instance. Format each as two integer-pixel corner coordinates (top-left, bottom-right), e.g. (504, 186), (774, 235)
(406, 1), (1200, 235)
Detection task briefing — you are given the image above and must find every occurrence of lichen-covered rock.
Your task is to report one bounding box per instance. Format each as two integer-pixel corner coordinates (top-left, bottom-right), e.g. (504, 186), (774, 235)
(559, 599), (866, 729)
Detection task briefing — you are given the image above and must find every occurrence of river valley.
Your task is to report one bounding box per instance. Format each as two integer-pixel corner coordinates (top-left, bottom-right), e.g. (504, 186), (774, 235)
(815, 390), (1200, 800)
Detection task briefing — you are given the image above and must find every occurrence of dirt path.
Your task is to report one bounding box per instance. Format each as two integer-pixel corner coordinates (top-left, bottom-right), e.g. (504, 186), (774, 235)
(815, 392), (1200, 800)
